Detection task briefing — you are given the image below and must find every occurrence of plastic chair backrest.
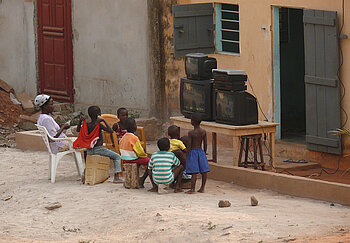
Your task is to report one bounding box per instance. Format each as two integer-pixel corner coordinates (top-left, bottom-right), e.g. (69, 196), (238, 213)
(101, 114), (120, 154)
(35, 124), (53, 154)
(100, 114), (147, 152)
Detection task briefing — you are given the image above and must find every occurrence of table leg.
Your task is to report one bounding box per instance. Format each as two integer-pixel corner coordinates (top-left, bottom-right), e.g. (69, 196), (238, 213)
(212, 132), (217, 163)
(238, 136), (245, 167)
(253, 137), (258, 169)
(269, 132), (276, 171)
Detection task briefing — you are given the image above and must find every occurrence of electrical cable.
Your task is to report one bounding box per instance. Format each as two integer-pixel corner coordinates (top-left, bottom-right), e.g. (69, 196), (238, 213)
(247, 77), (269, 121)
(338, 0), (348, 128)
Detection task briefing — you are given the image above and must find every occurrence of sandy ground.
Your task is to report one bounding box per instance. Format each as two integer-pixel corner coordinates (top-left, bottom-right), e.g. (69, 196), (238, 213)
(1, 147), (350, 243)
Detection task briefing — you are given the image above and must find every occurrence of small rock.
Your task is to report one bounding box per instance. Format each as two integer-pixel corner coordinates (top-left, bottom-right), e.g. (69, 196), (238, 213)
(2, 195), (13, 201)
(218, 200), (231, 208)
(45, 202), (62, 210)
(156, 213), (161, 216)
(251, 196), (258, 206)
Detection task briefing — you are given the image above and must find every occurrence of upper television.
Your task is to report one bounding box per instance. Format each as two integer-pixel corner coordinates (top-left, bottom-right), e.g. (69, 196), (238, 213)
(185, 53), (217, 80)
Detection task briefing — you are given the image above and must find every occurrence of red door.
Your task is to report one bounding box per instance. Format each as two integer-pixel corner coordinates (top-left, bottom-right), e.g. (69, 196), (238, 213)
(37, 0), (74, 103)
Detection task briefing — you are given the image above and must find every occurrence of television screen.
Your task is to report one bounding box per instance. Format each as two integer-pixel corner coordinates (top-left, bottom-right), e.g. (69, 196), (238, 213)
(180, 78), (214, 121)
(214, 90), (258, 125)
(186, 57), (199, 79)
(185, 53), (217, 80)
(216, 91), (236, 120)
(182, 82), (205, 113)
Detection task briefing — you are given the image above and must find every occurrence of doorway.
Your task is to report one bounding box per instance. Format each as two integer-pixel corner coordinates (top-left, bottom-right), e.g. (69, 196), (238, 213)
(279, 8), (306, 143)
(37, 0), (74, 103)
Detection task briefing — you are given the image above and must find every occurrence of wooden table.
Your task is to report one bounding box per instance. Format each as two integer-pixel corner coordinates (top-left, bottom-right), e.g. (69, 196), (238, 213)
(170, 116), (279, 169)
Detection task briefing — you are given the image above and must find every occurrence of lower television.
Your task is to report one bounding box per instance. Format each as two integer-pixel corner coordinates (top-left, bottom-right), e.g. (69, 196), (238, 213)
(213, 89), (258, 125)
(180, 77), (213, 121)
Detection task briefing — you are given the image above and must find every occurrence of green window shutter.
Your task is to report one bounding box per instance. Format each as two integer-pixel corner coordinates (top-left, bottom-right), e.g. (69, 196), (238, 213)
(303, 9), (341, 154)
(173, 3), (214, 57)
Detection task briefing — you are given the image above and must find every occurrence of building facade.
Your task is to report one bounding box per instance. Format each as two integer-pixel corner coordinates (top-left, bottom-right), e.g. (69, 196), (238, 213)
(162, 0), (350, 168)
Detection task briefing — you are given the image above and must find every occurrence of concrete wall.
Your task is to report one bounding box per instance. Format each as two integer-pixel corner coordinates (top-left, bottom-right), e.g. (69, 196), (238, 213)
(72, 0), (153, 117)
(209, 162), (350, 206)
(0, 0), (37, 96)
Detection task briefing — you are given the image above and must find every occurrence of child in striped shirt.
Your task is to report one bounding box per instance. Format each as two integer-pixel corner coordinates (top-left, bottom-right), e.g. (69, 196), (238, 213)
(148, 137), (184, 193)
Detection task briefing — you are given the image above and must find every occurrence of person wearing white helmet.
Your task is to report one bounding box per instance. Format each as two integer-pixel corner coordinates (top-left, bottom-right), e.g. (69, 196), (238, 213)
(35, 94), (70, 154)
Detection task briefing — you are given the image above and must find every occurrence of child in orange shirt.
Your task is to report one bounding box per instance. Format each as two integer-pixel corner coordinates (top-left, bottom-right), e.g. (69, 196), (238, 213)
(119, 118), (150, 187)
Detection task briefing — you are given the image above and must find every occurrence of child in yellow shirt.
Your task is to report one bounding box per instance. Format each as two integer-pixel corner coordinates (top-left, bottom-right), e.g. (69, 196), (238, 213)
(168, 125), (187, 167)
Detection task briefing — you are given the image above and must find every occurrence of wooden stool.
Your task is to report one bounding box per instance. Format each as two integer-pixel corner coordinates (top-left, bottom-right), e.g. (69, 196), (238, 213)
(85, 155), (110, 185)
(123, 163), (140, 189)
(238, 134), (265, 170)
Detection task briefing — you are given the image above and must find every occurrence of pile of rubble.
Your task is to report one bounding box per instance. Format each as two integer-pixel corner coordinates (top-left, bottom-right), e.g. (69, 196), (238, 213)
(0, 79), (34, 127)
(0, 79), (82, 147)
(0, 79), (37, 147)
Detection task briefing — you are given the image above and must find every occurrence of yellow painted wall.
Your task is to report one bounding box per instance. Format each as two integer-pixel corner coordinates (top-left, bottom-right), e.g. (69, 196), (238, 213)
(165, 0), (350, 156)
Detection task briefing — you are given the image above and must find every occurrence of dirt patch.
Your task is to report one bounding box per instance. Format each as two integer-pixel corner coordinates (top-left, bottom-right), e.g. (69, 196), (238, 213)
(1, 147), (350, 242)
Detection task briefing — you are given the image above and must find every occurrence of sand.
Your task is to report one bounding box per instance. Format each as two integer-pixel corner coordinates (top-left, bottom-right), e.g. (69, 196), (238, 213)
(1, 147), (350, 243)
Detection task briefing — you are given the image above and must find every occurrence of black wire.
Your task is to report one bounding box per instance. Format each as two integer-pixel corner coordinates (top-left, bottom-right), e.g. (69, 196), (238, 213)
(338, 0), (348, 128)
(247, 77), (269, 121)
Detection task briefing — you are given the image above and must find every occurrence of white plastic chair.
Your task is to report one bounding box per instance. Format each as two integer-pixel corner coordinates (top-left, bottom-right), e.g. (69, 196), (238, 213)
(35, 124), (84, 183)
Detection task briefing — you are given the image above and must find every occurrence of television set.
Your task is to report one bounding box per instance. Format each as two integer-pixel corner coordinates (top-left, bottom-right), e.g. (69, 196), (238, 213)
(213, 90), (258, 125)
(185, 53), (217, 80)
(180, 77), (213, 121)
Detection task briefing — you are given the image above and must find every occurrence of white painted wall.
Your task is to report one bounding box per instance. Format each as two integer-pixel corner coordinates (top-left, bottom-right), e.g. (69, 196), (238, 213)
(72, 0), (151, 115)
(0, 0), (36, 96)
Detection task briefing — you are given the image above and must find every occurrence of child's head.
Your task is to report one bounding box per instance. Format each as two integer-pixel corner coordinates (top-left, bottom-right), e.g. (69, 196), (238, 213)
(168, 125), (180, 139)
(117, 107), (128, 122)
(157, 137), (170, 151)
(191, 112), (202, 126)
(124, 117), (137, 133)
(88, 106), (101, 120)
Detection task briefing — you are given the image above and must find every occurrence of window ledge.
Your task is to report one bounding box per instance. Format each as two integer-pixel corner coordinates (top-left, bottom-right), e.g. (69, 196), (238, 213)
(216, 51), (240, 57)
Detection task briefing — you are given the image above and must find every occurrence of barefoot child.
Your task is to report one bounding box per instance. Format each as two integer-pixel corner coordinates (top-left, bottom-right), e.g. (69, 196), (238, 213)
(119, 118), (150, 187)
(186, 113), (209, 194)
(74, 106), (123, 183)
(148, 137), (184, 193)
(168, 125), (187, 166)
(110, 107), (128, 147)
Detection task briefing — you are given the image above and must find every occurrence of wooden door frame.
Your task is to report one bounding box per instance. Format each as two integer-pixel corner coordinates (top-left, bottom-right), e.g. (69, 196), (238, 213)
(37, 0), (74, 103)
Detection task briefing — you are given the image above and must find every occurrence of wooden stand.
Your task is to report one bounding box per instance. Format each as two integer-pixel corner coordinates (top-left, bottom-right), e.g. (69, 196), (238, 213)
(85, 155), (110, 185)
(123, 163), (140, 189)
(238, 134), (265, 170)
(171, 116), (278, 170)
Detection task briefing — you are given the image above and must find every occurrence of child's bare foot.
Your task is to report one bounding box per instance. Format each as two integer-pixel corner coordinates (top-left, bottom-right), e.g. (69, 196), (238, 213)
(197, 188), (205, 193)
(185, 189), (196, 194)
(148, 187), (158, 192)
(139, 178), (145, 188)
(174, 188), (183, 193)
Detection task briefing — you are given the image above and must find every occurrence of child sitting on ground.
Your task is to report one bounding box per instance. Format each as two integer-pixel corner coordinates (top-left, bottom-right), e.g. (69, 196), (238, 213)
(110, 107), (128, 147)
(168, 125), (187, 166)
(186, 113), (210, 194)
(119, 118), (149, 187)
(148, 137), (184, 193)
(73, 106), (123, 183)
